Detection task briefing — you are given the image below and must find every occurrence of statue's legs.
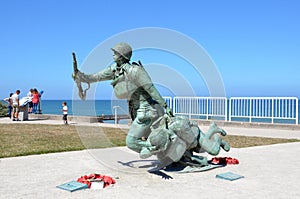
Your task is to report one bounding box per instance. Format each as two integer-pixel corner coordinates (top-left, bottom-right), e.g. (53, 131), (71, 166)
(198, 122), (230, 156)
(126, 104), (163, 153)
(182, 150), (209, 166)
(126, 115), (152, 153)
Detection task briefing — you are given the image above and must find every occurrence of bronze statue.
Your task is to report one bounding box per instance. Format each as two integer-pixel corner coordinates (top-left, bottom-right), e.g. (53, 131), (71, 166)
(72, 42), (230, 170)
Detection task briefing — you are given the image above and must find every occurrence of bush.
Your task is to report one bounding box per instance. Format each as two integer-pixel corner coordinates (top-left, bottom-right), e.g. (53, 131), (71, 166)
(0, 101), (8, 117)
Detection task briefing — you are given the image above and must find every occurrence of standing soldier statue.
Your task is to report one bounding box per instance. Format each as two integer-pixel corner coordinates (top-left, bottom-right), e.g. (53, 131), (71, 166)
(73, 42), (230, 171)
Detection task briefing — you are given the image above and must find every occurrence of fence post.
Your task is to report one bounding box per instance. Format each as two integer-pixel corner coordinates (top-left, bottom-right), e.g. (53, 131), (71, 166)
(206, 98), (209, 120)
(249, 99), (252, 123)
(229, 98), (231, 121)
(189, 97), (192, 120)
(296, 99), (299, 125)
(225, 98), (228, 121)
(272, 98), (274, 124)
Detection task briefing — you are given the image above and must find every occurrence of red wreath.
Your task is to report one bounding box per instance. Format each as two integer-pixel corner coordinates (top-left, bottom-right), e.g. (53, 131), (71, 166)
(211, 157), (239, 165)
(77, 173), (116, 188)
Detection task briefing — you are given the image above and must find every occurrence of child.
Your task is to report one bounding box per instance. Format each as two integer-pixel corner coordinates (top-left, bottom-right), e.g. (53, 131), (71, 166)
(62, 101), (68, 124)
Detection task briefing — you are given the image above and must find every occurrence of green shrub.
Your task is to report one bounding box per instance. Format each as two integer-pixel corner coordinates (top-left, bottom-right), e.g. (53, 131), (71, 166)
(0, 101), (8, 117)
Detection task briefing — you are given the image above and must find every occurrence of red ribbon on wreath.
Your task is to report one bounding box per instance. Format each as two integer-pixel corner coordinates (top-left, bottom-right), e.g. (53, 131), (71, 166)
(77, 173), (116, 188)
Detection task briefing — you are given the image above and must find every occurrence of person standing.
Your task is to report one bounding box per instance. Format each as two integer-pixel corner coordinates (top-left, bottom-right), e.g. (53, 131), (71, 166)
(11, 90), (20, 121)
(27, 88), (33, 113)
(4, 93), (13, 118)
(32, 88), (39, 114)
(62, 101), (68, 124)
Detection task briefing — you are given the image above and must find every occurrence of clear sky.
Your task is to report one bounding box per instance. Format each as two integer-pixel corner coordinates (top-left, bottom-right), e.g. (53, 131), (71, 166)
(1, 0), (299, 100)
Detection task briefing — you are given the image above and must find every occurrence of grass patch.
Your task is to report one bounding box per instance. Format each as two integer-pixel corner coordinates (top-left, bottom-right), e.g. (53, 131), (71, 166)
(223, 135), (299, 148)
(0, 123), (127, 158)
(0, 123), (299, 158)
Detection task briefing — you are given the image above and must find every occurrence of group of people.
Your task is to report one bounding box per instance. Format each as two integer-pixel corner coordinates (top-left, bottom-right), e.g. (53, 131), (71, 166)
(3, 88), (68, 125)
(4, 90), (21, 121)
(26, 88), (41, 114)
(3, 88), (42, 121)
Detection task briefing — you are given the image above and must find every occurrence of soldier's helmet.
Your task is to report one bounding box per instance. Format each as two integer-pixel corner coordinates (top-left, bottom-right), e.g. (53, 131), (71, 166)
(111, 42), (132, 61)
(148, 128), (170, 152)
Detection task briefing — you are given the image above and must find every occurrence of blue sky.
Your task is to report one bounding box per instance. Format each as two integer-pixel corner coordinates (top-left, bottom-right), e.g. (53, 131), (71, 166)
(1, 0), (299, 100)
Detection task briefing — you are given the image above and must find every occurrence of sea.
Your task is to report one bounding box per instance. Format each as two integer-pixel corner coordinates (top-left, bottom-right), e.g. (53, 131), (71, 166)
(39, 99), (300, 125)
(41, 100), (129, 116)
(39, 100), (130, 124)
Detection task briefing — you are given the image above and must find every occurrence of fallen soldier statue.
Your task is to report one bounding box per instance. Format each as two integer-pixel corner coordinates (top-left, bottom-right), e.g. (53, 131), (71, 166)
(139, 115), (230, 171)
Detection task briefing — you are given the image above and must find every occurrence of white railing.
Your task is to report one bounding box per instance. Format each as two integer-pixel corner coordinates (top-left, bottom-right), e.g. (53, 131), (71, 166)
(173, 97), (227, 120)
(229, 97), (298, 124)
(164, 96), (299, 125)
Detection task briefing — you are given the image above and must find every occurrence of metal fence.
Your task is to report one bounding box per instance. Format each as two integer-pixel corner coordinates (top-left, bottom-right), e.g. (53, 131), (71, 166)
(172, 97), (227, 120)
(229, 97), (298, 124)
(109, 96), (299, 125)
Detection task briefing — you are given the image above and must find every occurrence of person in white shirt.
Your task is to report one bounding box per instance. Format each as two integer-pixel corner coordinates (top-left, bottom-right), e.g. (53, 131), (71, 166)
(11, 90), (20, 121)
(27, 88), (33, 113)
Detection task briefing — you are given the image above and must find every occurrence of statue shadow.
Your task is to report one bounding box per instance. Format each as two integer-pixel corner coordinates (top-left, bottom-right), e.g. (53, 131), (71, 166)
(117, 159), (159, 169)
(117, 160), (174, 180)
(148, 170), (173, 180)
(147, 163), (187, 179)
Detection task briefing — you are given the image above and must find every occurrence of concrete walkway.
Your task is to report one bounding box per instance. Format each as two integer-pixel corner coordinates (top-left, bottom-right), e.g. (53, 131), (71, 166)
(1, 116), (300, 198)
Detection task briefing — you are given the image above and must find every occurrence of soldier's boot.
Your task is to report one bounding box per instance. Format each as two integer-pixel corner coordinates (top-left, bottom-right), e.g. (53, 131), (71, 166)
(206, 122), (227, 139)
(220, 139), (230, 152)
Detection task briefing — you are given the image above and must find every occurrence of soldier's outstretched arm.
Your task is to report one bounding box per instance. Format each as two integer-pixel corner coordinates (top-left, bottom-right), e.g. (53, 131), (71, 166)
(73, 65), (115, 83)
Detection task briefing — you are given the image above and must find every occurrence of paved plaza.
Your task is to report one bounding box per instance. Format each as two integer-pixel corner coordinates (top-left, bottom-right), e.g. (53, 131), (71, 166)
(1, 117), (300, 198)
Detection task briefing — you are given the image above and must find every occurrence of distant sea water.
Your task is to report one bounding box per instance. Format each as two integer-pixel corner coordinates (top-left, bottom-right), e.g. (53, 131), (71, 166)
(41, 100), (129, 116)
